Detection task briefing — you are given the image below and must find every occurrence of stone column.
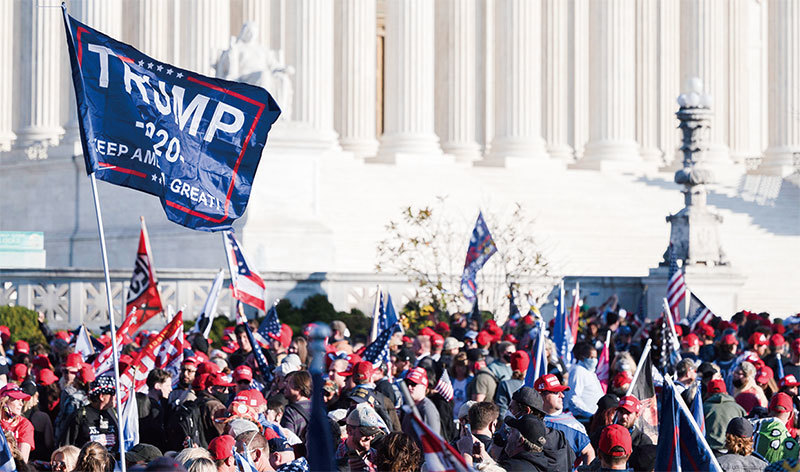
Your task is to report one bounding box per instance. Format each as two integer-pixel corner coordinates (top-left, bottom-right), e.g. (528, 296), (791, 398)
(285, 0), (340, 150)
(180, 0), (230, 76)
(15, 2), (65, 154)
(760, 0), (800, 176)
(435, 0), (481, 162)
(570, 0), (589, 160)
(334, 0), (378, 159)
(134, 0), (169, 60)
(680, 0), (731, 167)
(635, 0), (662, 163)
(487, 0), (548, 164)
(235, 0), (271, 41)
(60, 0), (123, 156)
(658, 0), (681, 167)
(580, 0), (639, 169)
(0, 0), (14, 151)
(728, 0), (764, 164)
(543, 0), (573, 161)
(376, 0), (441, 162)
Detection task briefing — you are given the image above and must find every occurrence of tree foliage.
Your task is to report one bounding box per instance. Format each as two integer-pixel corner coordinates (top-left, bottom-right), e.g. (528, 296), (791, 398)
(376, 198), (555, 317)
(0, 305), (47, 346)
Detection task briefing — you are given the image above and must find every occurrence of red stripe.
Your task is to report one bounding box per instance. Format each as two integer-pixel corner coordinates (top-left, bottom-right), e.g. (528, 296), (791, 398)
(98, 162), (148, 178)
(234, 291), (266, 311)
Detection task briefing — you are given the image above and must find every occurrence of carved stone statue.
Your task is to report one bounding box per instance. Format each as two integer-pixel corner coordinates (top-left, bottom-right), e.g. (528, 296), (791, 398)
(214, 22), (294, 121)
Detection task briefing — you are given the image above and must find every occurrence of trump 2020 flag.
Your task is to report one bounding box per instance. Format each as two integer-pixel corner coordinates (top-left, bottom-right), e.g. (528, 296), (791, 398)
(223, 231), (266, 311)
(460, 212), (497, 302)
(62, 9), (281, 231)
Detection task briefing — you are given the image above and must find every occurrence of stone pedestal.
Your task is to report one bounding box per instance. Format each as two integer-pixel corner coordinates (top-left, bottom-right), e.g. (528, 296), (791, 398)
(644, 264), (745, 319)
(758, 0), (800, 177)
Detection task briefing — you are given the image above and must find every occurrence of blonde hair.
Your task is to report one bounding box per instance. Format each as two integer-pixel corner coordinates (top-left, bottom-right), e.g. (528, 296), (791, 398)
(187, 457), (216, 472)
(51, 445), (80, 472)
(75, 442), (112, 472)
(175, 447), (213, 469)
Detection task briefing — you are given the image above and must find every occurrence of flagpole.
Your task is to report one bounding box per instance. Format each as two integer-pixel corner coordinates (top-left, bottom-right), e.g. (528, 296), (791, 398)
(369, 284), (381, 343)
(665, 375), (724, 471)
(88, 173), (127, 472)
(626, 338), (652, 397)
(662, 298), (683, 360)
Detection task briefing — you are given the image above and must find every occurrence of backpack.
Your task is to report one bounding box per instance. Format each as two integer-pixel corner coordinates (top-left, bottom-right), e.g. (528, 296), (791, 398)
(165, 399), (206, 450)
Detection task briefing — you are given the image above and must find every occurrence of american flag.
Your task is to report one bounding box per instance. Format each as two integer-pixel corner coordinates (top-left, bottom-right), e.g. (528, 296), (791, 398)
(234, 447), (259, 472)
(258, 300), (282, 341)
(687, 292), (714, 331)
(362, 322), (398, 365)
(666, 244), (686, 324)
(658, 315), (681, 374)
(0, 421), (16, 472)
(434, 369), (454, 401)
(223, 231), (266, 312)
(244, 319), (273, 385)
(410, 412), (470, 472)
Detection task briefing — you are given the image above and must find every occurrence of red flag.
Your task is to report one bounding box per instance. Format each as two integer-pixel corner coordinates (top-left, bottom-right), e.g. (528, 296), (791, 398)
(596, 331), (611, 393)
(119, 311), (184, 403)
(92, 306), (150, 374)
(125, 217), (163, 321)
(568, 283), (581, 342)
(410, 413), (469, 472)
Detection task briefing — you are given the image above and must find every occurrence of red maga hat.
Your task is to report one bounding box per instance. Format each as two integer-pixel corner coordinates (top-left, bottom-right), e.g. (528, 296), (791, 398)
(617, 396), (642, 414)
(599, 424), (632, 457)
(533, 374), (569, 393)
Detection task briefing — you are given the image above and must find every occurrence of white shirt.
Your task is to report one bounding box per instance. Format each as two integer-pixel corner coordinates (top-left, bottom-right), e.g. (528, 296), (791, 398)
(566, 363), (604, 418)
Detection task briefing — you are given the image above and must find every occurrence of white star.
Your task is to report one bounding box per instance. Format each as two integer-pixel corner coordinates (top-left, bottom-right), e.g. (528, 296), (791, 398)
(156, 64), (163, 72)
(138, 60), (144, 67)
(151, 174), (158, 182)
(176, 72), (184, 79)
(147, 62), (154, 69)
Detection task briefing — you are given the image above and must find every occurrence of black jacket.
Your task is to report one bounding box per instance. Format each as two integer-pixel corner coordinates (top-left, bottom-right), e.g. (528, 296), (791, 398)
(499, 450), (550, 472)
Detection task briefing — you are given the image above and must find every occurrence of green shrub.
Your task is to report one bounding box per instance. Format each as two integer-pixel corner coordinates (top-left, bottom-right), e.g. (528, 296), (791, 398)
(0, 306), (47, 347)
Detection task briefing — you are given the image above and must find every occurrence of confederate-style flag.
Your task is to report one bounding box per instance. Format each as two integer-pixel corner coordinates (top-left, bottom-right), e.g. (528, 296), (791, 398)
(125, 217), (163, 322)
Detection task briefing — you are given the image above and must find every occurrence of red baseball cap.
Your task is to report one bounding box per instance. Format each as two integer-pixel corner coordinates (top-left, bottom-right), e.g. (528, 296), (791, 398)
(0, 384), (30, 401)
(11, 364), (27, 382)
(208, 435), (236, 460)
(780, 375), (800, 388)
(430, 333), (444, 348)
(510, 351), (530, 373)
(695, 323), (715, 339)
(476, 331), (492, 348)
(62, 352), (82, 371)
(0, 326), (9, 342)
(419, 327), (436, 338)
(674, 325), (683, 337)
(503, 333), (519, 344)
(435, 322), (450, 335)
(80, 364), (95, 384)
(617, 396), (642, 414)
(721, 334), (738, 345)
(770, 334), (786, 347)
(612, 371), (633, 389)
(198, 361), (221, 376)
(233, 365), (253, 382)
(770, 392), (793, 413)
(54, 331), (72, 342)
(522, 315), (534, 326)
(37, 368), (59, 386)
(681, 333), (700, 348)
(756, 366), (773, 386)
(599, 424), (632, 457)
(33, 355), (53, 370)
(534, 374), (569, 393)
(206, 372), (235, 388)
(708, 378), (727, 394)
(774, 324), (787, 335)
(14, 340), (29, 355)
(405, 367), (428, 388)
(352, 361), (374, 383)
(192, 373), (210, 390)
(233, 389), (266, 409)
(749, 332), (768, 347)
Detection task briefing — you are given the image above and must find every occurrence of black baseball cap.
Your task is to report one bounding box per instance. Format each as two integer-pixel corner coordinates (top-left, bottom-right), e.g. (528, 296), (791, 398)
(597, 393), (621, 412)
(505, 414), (547, 447)
(726, 417), (754, 438)
(511, 387), (545, 415)
(466, 348), (485, 363)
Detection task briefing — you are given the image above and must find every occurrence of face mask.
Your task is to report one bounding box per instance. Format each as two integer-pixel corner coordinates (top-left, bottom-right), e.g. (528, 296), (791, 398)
(212, 391), (230, 404)
(580, 358), (598, 371)
(732, 378), (745, 388)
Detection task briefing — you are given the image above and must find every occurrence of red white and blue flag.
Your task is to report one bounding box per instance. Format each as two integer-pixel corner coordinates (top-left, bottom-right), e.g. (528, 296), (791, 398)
(224, 231), (266, 312)
(666, 244), (686, 323)
(596, 330), (611, 393)
(687, 292), (714, 331)
(434, 369), (454, 402)
(460, 212), (497, 302)
(410, 413), (470, 472)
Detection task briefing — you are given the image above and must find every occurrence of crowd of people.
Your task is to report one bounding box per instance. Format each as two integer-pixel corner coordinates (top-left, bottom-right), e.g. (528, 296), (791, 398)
(1, 302), (800, 472)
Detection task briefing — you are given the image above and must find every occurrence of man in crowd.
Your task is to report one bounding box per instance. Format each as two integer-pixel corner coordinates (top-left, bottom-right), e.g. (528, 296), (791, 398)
(533, 373), (595, 465)
(281, 370), (312, 439)
(467, 349), (498, 403)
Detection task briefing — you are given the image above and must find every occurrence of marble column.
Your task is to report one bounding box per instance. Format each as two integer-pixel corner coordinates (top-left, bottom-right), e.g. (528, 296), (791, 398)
(285, 0), (340, 149)
(0, 0), (14, 151)
(580, 0), (639, 169)
(376, 0), (441, 161)
(487, 0), (548, 164)
(60, 0), (124, 156)
(436, 0), (481, 162)
(570, 0), (589, 160)
(134, 0), (169, 60)
(728, 0), (764, 164)
(334, 0), (378, 159)
(15, 2), (65, 154)
(657, 0), (681, 167)
(235, 0), (271, 42)
(543, 0), (573, 161)
(635, 0), (662, 163)
(680, 0), (731, 166)
(760, 0), (800, 176)
(180, 0), (230, 76)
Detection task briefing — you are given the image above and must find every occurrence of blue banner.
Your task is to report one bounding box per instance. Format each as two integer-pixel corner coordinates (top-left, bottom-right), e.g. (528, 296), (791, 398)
(460, 212), (497, 301)
(62, 10), (281, 231)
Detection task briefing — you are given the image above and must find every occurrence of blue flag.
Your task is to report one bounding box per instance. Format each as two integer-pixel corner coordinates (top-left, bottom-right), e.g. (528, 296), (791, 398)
(778, 353), (786, 381)
(655, 379), (721, 472)
(363, 322), (399, 365)
(120, 385), (139, 450)
(381, 293), (399, 331)
(308, 371), (336, 472)
(242, 319), (273, 385)
(524, 321), (547, 387)
(62, 10), (281, 231)
(460, 212), (497, 301)
(552, 283), (573, 368)
(690, 385), (706, 434)
(258, 302), (281, 340)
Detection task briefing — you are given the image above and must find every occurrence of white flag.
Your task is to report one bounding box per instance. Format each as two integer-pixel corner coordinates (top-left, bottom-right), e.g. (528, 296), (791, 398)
(74, 325), (95, 361)
(191, 269), (225, 338)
